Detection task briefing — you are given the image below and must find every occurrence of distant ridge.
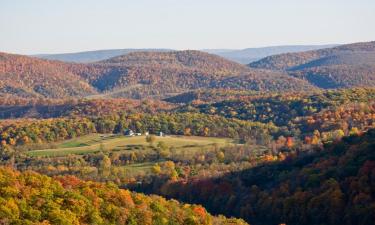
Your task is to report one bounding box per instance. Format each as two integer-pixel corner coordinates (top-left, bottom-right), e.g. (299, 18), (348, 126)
(34, 49), (173, 63)
(1, 50), (314, 99)
(4, 42), (375, 100)
(249, 41), (375, 88)
(33, 45), (338, 64)
(204, 44), (339, 63)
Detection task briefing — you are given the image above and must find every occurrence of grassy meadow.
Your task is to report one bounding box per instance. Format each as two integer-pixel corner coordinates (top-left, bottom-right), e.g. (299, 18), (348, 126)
(27, 134), (234, 157)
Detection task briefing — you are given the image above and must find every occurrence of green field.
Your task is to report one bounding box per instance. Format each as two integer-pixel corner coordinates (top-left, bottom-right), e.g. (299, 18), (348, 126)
(27, 134), (234, 157)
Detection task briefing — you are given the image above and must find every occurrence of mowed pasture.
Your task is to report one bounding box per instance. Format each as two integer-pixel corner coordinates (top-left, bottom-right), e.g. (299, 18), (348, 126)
(27, 134), (235, 157)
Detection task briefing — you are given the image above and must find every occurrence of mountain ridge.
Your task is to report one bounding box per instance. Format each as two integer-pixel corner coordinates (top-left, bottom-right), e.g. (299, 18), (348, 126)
(207, 44), (339, 63)
(1, 50), (316, 99)
(249, 41), (375, 89)
(34, 48), (173, 63)
(33, 45), (338, 64)
(3, 42), (375, 100)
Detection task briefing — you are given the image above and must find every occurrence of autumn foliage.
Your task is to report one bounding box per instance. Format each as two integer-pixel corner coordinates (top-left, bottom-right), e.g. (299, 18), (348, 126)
(0, 167), (246, 225)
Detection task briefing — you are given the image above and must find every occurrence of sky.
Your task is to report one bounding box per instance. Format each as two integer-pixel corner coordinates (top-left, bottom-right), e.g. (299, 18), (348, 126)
(1, 0), (375, 54)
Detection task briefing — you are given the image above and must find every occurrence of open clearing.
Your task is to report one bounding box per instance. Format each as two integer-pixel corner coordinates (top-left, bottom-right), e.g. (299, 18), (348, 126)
(27, 134), (234, 157)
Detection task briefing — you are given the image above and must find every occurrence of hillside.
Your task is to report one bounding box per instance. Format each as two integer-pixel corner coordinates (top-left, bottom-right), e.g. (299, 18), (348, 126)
(0, 52), (96, 98)
(165, 87), (375, 104)
(175, 88), (375, 128)
(164, 89), (262, 104)
(68, 50), (250, 98)
(99, 50), (249, 75)
(211, 70), (315, 92)
(1, 50), (316, 99)
(249, 41), (375, 88)
(0, 167), (247, 225)
(0, 97), (175, 119)
(70, 50), (315, 98)
(154, 129), (375, 225)
(169, 88), (375, 144)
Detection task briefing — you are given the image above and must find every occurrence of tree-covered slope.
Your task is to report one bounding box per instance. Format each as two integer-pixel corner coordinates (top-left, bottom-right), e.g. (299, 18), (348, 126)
(0, 167), (247, 225)
(249, 41), (375, 89)
(249, 41), (375, 71)
(156, 129), (375, 225)
(0, 97), (175, 119)
(74, 50), (315, 98)
(0, 50), (316, 99)
(175, 88), (375, 126)
(0, 52), (96, 98)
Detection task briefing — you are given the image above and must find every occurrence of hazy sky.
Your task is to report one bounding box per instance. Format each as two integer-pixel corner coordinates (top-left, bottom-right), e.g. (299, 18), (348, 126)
(1, 0), (375, 54)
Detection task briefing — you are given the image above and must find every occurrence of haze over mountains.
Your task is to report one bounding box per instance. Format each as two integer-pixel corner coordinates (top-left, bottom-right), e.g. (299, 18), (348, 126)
(34, 45), (338, 64)
(34, 49), (173, 63)
(204, 44), (338, 64)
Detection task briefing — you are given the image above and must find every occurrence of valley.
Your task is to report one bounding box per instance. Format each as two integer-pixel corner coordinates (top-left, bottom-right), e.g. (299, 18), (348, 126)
(2, 1), (374, 224)
(0, 42), (374, 225)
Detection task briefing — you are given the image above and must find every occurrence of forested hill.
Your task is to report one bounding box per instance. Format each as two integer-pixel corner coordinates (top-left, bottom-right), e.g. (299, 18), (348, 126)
(248, 41), (375, 89)
(75, 50), (314, 97)
(3, 41), (375, 100)
(99, 50), (249, 74)
(172, 88), (375, 123)
(0, 52), (96, 98)
(0, 167), (247, 224)
(34, 45), (337, 64)
(0, 50), (315, 99)
(249, 41), (375, 71)
(156, 129), (375, 225)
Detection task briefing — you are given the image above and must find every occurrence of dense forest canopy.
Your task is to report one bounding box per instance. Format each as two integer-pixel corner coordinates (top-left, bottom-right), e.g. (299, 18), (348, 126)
(0, 167), (247, 225)
(153, 129), (375, 225)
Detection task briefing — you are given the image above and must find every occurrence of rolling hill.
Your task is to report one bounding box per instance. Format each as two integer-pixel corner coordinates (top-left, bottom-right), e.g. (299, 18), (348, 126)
(34, 45), (337, 64)
(0, 50), (319, 99)
(4, 42), (374, 99)
(66, 50), (256, 98)
(81, 50), (316, 98)
(249, 41), (375, 88)
(0, 52), (96, 98)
